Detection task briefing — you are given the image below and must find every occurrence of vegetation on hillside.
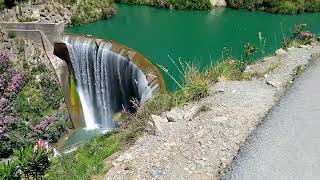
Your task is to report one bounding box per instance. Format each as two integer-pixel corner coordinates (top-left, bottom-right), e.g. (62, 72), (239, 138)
(0, 140), (54, 179)
(283, 24), (316, 49)
(116, 0), (211, 10)
(71, 0), (117, 26)
(226, 0), (320, 14)
(0, 33), (70, 159)
(115, 0), (320, 13)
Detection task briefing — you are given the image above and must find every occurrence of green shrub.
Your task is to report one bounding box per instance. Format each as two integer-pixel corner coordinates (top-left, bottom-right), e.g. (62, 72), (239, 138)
(226, 0), (320, 14)
(8, 32), (16, 39)
(71, 0), (116, 26)
(40, 77), (64, 110)
(14, 145), (52, 179)
(116, 0), (211, 10)
(0, 160), (21, 180)
(18, 17), (38, 22)
(16, 84), (50, 121)
(282, 24), (316, 49)
(305, 0), (320, 11)
(1, 143), (53, 180)
(0, 0), (5, 10)
(206, 60), (244, 82)
(275, 1), (299, 14)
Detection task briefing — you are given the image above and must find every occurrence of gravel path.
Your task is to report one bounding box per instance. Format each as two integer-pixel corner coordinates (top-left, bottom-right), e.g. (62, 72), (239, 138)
(105, 45), (320, 180)
(223, 55), (320, 180)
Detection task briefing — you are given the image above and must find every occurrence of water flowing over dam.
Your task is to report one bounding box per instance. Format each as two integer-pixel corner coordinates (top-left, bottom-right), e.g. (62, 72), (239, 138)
(63, 35), (155, 130)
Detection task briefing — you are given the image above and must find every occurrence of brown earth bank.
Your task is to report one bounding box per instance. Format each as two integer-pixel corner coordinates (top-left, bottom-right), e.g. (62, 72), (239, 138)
(104, 44), (320, 179)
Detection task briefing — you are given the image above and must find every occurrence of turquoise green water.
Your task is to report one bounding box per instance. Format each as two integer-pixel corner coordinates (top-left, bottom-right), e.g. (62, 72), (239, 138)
(66, 4), (320, 90)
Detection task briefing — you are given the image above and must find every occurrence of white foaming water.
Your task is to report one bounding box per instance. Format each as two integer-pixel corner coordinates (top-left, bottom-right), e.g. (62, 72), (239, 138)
(77, 88), (99, 130)
(64, 35), (153, 130)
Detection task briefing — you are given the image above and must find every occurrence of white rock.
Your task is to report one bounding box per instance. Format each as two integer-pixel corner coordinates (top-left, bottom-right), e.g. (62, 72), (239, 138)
(244, 65), (252, 73)
(300, 45), (310, 48)
(151, 115), (168, 134)
(275, 48), (287, 56)
(210, 0), (227, 7)
(266, 78), (282, 88)
(166, 109), (183, 122)
(231, 90), (236, 94)
(183, 105), (201, 121)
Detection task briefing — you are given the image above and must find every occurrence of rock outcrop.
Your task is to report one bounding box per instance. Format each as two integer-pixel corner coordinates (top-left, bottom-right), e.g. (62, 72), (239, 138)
(0, 1), (74, 25)
(210, 0), (227, 7)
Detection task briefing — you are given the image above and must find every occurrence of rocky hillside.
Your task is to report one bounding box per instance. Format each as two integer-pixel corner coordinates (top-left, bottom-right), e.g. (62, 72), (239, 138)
(0, 0), (117, 26)
(0, 0), (73, 24)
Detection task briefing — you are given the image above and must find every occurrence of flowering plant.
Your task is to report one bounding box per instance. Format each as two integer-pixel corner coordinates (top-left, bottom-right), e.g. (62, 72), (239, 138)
(0, 52), (9, 72)
(33, 139), (49, 153)
(13, 141), (52, 179)
(8, 72), (24, 93)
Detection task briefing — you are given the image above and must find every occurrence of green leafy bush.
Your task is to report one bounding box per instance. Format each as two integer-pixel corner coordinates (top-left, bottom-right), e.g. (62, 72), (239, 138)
(226, 0), (320, 14)
(1, 142), (53, 180)
(116, 0), (211, 10)
(282, 24), (316, 49)
(18, 17), (38, 22)
(14, 144), (52, 179)
(71, 0), (117, 26)
(8, 32), (16, 39)
(16, 84), (50, 121)
(0, 0), (5, 10)
(0, 160), (21, 180)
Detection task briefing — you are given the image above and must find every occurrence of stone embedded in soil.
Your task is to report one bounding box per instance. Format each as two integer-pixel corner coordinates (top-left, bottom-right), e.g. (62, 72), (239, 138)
(275, 48), (287, 56)
(151, 115), (168, 134)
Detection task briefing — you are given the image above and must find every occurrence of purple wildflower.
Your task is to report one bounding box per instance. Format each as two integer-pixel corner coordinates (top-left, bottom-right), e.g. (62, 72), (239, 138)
(32, 117), (56, 134)
(300, 31), (314, 38)
(0, 127), (4, 135)
(0, 77), (6, 90)
(8, 72), (24, 93)
(0, 116), (16, 135)
(0, 52), (9, 64)
(0, 116), (16, 126)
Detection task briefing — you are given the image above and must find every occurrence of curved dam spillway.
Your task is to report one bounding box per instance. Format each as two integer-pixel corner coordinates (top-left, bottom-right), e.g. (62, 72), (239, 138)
(55, 35), (165, 131)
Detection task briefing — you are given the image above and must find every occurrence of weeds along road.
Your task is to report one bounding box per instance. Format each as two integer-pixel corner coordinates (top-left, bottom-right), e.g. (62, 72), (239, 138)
(223, 59), (320, 180)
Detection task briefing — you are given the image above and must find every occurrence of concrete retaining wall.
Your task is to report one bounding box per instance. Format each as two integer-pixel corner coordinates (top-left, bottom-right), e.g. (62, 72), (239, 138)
(0, 22), (64, 44)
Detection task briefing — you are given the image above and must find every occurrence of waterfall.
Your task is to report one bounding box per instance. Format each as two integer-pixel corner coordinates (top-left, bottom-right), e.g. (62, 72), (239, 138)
(63, 36), (152, 130)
